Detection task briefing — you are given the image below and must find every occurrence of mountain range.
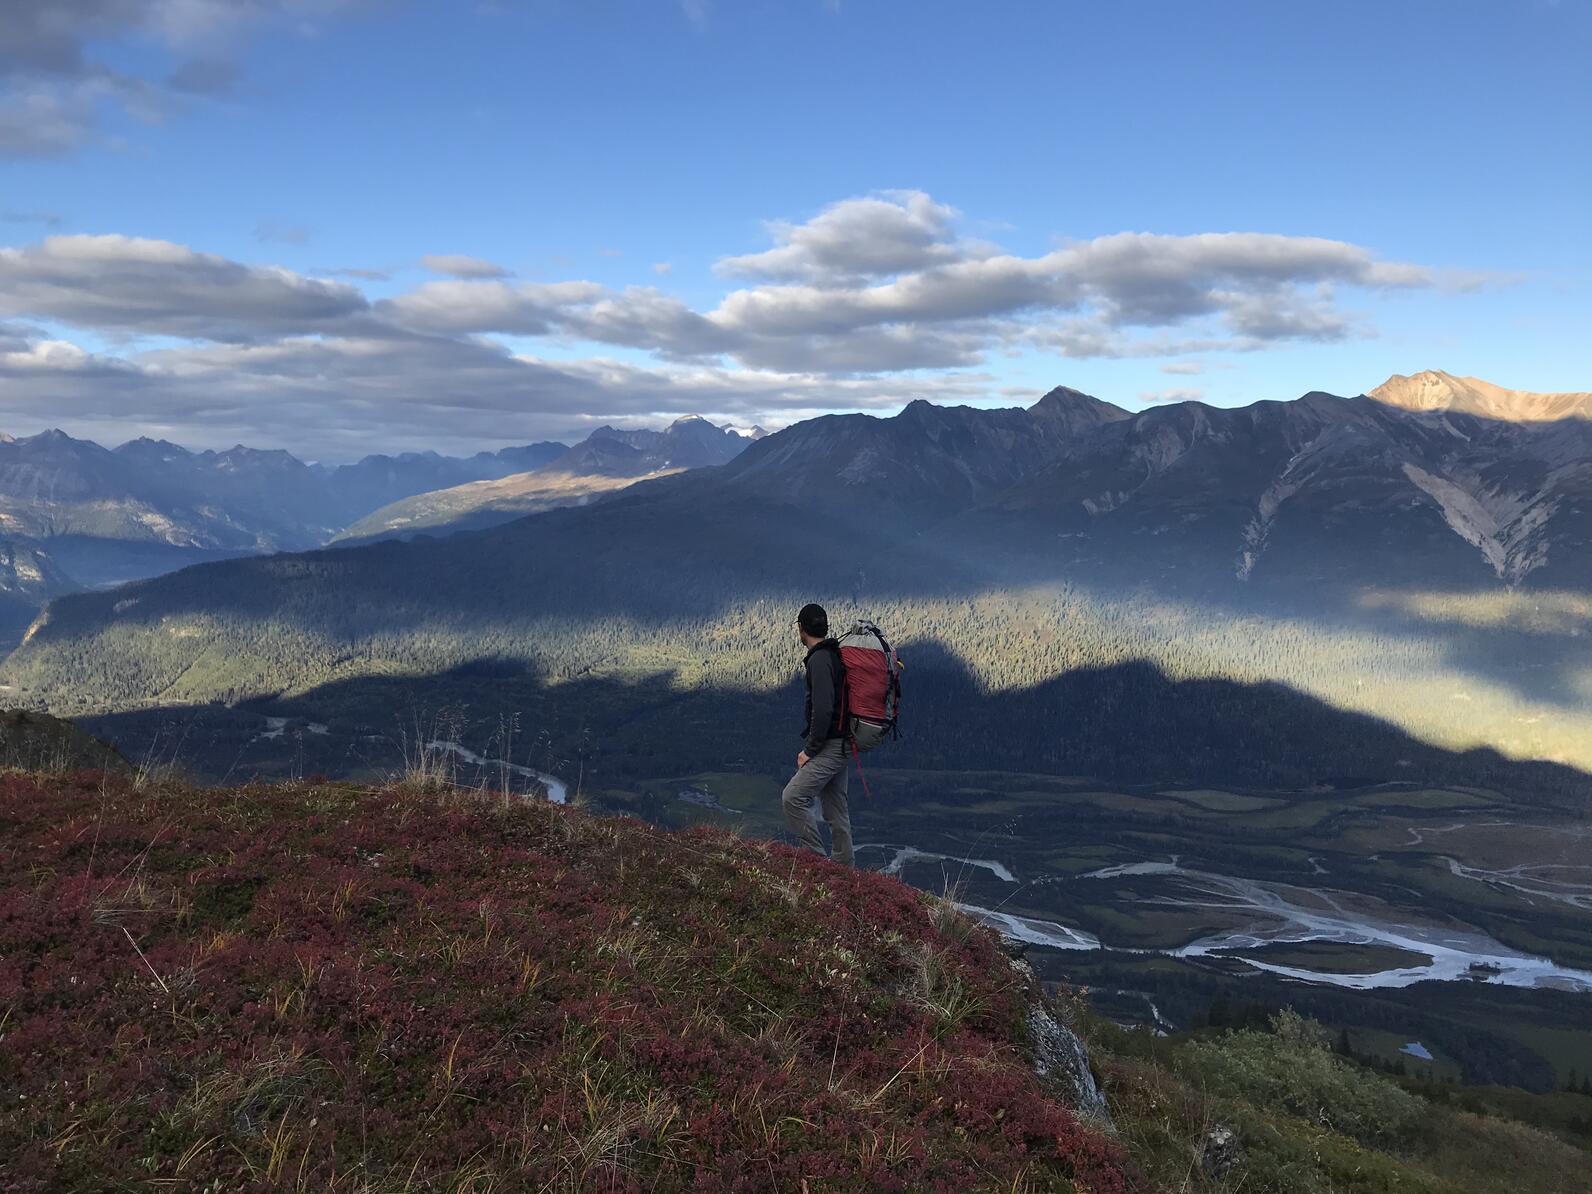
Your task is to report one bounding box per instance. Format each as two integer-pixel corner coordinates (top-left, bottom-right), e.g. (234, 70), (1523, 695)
(334, 416), (760, 542)
(648, 369), (1592, 591)
(6, 370), (1590, 792)
(0, 429), (563, 576)
(0, 417), (757, 641)
(957, 377), (1592, 591)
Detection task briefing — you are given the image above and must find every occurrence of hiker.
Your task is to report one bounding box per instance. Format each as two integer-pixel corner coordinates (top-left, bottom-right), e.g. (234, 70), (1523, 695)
(782, 602), (854, 866)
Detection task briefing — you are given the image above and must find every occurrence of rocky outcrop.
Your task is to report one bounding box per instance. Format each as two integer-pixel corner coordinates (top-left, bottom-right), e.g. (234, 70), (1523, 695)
(1198, 1125), (1242, 1179)
(1008, 952), (1115, 1130)
(1401, 462), (1560, 584)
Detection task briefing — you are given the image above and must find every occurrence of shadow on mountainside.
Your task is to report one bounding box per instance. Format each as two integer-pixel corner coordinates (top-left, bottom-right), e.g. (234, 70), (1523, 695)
(13, 434), (1591, 719)
(77, 650), (1591, 809)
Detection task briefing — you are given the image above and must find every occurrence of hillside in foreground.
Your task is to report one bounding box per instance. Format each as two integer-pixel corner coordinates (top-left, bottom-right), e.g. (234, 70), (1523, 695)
(3, 771), (1589, 1192)
(0, 770), (1128, 1192)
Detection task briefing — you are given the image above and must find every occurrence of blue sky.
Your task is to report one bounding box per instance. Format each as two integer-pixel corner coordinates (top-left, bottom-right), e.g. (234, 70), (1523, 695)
(0, 0), (1588, 459)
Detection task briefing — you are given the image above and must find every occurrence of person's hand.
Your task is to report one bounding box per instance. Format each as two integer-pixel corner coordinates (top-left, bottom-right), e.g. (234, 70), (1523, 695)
(796, 750), (810, 768)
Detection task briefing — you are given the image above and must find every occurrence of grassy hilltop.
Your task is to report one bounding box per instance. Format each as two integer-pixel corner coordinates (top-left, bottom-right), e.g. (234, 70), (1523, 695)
(0, 770), (1128, 1192)
(2, 771), (1589, 1192)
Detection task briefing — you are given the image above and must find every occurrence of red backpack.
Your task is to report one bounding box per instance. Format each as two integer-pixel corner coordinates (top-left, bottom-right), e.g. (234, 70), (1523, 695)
(836, 620), (903, 752)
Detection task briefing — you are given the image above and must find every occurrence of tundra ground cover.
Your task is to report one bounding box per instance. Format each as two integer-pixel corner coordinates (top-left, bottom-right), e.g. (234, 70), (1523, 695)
(0, 770), (1130, 1192)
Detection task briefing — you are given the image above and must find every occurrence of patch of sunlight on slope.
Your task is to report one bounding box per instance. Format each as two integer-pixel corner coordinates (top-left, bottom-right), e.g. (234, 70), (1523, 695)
(1171, 611), (1592, 770)
(257, 611), (776, 698)
(1359, 590), (1592, 636)
(924, 587), (1592, 771)
(1575, 668), (1592, 706)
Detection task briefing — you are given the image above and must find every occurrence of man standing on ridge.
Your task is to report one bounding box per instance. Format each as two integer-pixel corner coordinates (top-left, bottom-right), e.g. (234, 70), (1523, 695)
(782, 602), (854, 866)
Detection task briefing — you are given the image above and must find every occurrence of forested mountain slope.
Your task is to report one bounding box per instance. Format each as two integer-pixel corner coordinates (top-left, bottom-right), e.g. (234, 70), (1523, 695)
(0, 539), (71, 644)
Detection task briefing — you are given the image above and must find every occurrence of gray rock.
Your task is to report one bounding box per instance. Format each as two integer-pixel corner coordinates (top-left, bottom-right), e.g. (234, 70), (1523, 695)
(1198, 1125), (1241, 1180)
(1012, 957), (1114, 1130)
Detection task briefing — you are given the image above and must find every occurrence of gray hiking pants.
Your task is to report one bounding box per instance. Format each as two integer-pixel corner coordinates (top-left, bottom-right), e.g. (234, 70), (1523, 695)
(781, 738), (853, 866)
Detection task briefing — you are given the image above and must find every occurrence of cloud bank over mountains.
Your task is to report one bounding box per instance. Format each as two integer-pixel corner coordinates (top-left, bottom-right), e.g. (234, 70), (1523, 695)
(0, 191), (1470, 458)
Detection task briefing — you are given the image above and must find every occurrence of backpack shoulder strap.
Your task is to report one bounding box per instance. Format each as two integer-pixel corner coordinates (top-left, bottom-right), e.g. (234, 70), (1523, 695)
(825, 638), (848, 730)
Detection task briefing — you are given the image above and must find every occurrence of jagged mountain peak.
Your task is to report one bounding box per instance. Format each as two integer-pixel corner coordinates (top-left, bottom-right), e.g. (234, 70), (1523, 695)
(1370, 370), (1592, 422)
(889, 388), (1128, 427)
(527, 415), (754, 480)
(713, 389), (1138, 523)
(116, 436), (191, 455)
(24, 428), (86, 446)
(663, 414), (746, 445)
(1032, 385), (1133, 430)
(219, 443), (298, 458)
(1034, 384), (1104, 409)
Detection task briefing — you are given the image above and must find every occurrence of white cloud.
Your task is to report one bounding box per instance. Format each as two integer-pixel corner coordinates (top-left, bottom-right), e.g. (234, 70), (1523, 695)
(0, 75), (149, 156)
(381, 272), (995, 372)
(0, 337), (119, 371)
(0, 234), (368, 340)
(368, 194), (1454, 375)
(1217, 286), (1357, 341)
(0, 190), (1477, 453)
(713, 254), (1061, 336)
(717, 190), (973, 284)
(1138, 387), (1204, 404)
(380, 279), (610, 336)
(1049, 232), (1429, 321)
(1031, 319), (1247, 361)
(0, 0), (365, 156)
(421, 253), (512, 279)
(323, 265), (390, 281)
(0, 323), (987, 458)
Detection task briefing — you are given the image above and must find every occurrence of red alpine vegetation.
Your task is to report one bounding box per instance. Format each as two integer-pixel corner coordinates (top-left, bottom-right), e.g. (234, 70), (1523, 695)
(0, 770), (1131, 1192)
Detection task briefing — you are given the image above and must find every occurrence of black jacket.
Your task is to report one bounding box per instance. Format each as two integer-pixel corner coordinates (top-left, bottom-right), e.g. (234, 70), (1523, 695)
(801, 638), (846, 755)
